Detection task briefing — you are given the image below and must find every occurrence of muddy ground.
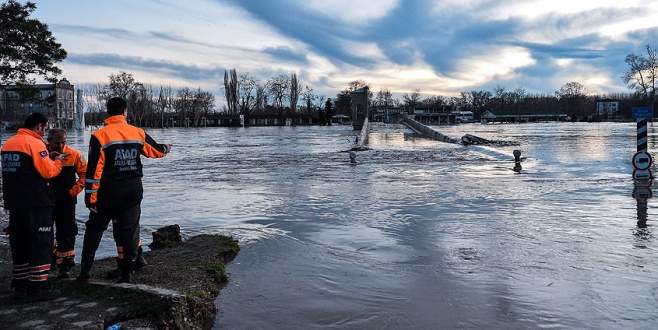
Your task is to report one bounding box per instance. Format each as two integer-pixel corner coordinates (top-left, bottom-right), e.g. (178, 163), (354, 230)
(0, 206), (239, 329)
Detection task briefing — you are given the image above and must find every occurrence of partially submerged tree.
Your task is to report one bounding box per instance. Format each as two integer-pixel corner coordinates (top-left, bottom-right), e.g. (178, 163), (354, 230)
(0, 1), (67, 84)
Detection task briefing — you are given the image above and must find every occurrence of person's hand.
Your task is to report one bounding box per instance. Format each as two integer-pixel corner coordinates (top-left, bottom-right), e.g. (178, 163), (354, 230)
(165, 144), (173, 153)
(50, 151), (67, 161)
(87, 204), (98, 213)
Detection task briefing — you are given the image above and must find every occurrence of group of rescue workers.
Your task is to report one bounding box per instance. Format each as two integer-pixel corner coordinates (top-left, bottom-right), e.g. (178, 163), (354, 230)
(1, 97), (171, 302)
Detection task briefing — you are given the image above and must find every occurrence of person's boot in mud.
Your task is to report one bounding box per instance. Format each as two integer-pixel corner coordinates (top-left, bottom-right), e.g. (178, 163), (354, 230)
(27, 281), (61, 302)
(117, 259), (136, 284)
(57, 257), (75, 279)
(76, 255), (93, 283)
(106, 246), (147, 280)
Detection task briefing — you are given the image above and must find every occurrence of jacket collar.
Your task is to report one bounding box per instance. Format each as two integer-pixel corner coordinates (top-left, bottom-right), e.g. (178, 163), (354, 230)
(104, 115), (127, 125)
(17, 128), (43, 140)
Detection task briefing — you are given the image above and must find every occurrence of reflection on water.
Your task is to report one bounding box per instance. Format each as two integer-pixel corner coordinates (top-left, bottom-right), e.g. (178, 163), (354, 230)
(8, 122), (657, 328)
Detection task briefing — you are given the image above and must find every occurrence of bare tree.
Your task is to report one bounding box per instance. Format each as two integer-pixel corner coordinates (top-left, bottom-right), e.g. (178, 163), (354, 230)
(267, 74), (289, 108)
(238, 73), (256, 115)
(107, 72), (138, 99)
(301, 85), (315, 111)
(555, 81), (586, 99)
(375, 88), (393, 109)
(255, 83), (266, 111)
(403, 89), (422, 113)
(646, 45), (658, 100)
(624, 49), (652, 99)
(157, 85), (174, 127)
(347, 80), (368, 91)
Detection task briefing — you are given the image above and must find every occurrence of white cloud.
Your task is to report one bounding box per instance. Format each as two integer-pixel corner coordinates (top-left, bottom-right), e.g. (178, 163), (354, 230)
(453, 46), (536, 85)
(300, 0), (399, 25)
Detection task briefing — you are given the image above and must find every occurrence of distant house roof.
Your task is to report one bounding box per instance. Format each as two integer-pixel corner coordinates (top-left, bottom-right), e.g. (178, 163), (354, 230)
(1, 78), (73, 91)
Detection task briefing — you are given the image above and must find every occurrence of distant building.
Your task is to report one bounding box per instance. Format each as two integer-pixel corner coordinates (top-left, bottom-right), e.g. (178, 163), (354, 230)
(481, 108), (568, 123)
(595, 99), (620, 119)
(0, 78), (75, 128)
(452, 110), (474, 123)
(411, 105), (454, 125)
(371, 106), (403, 123)
(331, 114), (351, 125)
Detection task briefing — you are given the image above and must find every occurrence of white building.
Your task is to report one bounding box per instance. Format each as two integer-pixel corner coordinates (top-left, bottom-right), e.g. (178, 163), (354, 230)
(0, 78), (75, 128)
(595, 99), (619, 118)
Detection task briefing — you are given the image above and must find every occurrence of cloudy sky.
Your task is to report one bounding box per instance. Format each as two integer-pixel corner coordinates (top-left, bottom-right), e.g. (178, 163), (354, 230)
(34, 0), (658, 98)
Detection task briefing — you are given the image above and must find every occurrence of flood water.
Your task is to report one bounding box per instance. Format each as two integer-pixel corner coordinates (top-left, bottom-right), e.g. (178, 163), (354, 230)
(20, 122), (658, 328)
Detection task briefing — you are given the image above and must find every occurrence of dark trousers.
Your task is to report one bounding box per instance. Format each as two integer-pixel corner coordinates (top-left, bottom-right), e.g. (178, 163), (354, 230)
(80, 203), (141, 273)
(54, 203), (77, 269)
(8, 208), (54, 282)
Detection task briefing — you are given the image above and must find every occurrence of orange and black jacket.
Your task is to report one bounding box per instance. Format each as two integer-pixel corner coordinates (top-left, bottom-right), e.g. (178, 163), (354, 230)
(50, 145), (86, 206)
(85, 115), (169, 210)
(1, 128), (63, 209)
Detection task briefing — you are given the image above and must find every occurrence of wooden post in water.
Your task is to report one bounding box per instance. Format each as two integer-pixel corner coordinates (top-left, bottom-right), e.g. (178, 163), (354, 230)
(349, 151), (357, 164)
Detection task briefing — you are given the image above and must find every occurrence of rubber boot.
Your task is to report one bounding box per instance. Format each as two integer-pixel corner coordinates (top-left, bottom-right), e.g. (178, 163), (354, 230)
(27, 281), (61, 302)
(77, 257), (93, 283)
(58, 258), (75, 279)
(105, 258), (121, 280)
(136, 246), (148, 270)
(12, 279), (29, 303)
(117, 259), (135, 284)
(108, 248), (147, 279)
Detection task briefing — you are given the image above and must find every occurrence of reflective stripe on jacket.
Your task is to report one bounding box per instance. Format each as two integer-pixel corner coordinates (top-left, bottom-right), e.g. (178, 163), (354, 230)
(1, 128), (63, 208)
(85, 115), (169, 209)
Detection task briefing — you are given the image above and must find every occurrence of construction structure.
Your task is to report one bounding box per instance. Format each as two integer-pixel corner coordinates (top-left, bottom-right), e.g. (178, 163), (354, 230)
(350, 87), (369, 131)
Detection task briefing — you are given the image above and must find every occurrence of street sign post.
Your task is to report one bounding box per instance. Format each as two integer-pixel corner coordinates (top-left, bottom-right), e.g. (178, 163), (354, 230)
(633, 169), (653, 180)
(633, 106), (653, 120)
(633, 151), (653, 170)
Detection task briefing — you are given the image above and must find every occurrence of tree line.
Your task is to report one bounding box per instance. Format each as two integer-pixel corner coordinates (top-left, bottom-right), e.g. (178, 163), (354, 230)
(83, 72), (215, 127)
(222, 69), (334, 125)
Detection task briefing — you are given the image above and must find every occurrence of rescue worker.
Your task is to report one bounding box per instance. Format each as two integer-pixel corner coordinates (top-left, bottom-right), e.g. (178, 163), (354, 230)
(78, 97), (170, 283)
(1, 113), (64, 301)
(46, 128), (86, 278)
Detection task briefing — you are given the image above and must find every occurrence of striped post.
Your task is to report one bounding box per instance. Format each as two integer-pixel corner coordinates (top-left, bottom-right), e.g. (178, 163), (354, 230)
(637, 119), (648, 152)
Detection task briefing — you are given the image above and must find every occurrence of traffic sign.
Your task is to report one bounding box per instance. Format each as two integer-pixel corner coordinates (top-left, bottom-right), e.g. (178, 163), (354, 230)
(633, 106), (653, 120)
(632, 151), (653, 170)
(633, 169), (653, 180)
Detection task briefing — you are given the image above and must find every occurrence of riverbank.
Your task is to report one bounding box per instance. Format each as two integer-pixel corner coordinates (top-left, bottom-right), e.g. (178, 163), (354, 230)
(0, 205), (239, 329)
